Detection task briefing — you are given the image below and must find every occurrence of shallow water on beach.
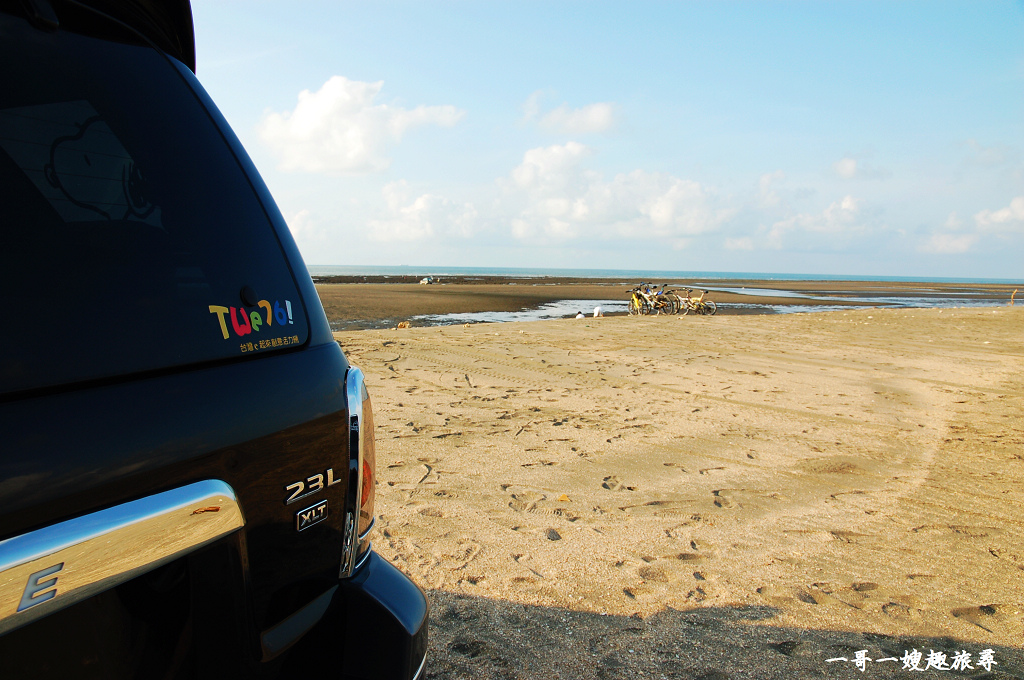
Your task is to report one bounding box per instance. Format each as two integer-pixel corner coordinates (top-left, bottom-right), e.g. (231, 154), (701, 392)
(412, 299), (629, 326)
(326, 295), (1012, 331)
(412, 292), (1006, 326)
(728, 297), (1008, 314)
(700, 285), (1010, 307)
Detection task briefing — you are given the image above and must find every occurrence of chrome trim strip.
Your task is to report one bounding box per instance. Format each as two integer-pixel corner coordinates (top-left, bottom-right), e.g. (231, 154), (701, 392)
(357, 515), (376, 541)
(0, 480), (244, 636)
(351, 543), (372, 574)
(261, 584), (338, 660)
(339, 366), (365, 578)
(411, 651), (427, 680)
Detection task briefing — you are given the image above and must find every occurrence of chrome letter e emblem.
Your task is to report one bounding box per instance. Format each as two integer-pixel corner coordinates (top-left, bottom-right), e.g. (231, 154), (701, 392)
(18, 563), (64, 612)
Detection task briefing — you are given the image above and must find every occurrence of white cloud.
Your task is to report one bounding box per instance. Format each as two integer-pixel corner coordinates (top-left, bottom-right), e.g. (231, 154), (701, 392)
(914, 198), (1022, 255)
(502, 142), (729, 246)
(822, 195), (861, 227)
(521, 90), (545, 122)
(725, 237), (754, 251)
(258, 76), (464, 174)
(974, 196), (1024, 233)
(833, 157), (858, 179)
(832, 156), (889, 180)
(521, 92), (616, 134)
(368, 181), (478, 242)
(919, 233), (978, 254)
(285, 208), (333, 249)
(758, 170), (785, 207)
(965, 139), (1019, 168)
(539, 103), (616, 134)
(767, 195), (865, 248)
(286, 208), (312, 236)
(511, 141), (592, 190)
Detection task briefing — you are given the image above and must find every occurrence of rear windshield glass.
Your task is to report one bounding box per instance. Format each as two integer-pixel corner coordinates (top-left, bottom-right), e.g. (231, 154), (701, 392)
(0, 10), (309, 396)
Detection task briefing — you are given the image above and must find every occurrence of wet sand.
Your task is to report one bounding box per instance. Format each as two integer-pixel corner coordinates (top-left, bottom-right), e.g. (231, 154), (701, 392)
(333, 303), (1024, 679)
(315, 278), (1019, 330)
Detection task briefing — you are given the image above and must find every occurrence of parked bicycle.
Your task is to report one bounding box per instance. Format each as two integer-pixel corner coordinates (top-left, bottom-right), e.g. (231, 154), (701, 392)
(628, 283), (675, 315)
(627, 286), (650, 315)
(626, 284), (719, 316)
(680, 288), (717, 315)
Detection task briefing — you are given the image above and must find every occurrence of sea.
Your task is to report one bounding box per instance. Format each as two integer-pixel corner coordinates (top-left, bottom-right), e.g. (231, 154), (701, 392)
(306, 265), (1019, 285)
(307, 265), (1021, 329)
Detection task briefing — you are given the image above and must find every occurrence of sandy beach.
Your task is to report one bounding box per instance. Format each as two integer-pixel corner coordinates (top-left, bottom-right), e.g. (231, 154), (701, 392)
(332, 300), (1024, 679)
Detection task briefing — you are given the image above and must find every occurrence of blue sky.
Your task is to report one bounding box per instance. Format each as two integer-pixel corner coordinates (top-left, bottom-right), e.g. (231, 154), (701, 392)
(192, 1), (1024, 278)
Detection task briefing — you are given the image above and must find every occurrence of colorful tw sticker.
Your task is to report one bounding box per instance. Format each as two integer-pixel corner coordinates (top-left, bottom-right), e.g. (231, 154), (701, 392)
(208, 299), (293, 339)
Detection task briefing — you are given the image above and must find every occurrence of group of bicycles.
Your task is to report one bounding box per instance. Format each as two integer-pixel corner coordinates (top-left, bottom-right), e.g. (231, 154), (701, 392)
(628, 283), (717, 316)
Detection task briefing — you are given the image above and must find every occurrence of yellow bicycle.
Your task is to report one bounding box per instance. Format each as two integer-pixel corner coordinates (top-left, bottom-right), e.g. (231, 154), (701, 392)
(627, 287), (650, 315)
(681, 288), (717, 316)
(628, 284), (675, 315)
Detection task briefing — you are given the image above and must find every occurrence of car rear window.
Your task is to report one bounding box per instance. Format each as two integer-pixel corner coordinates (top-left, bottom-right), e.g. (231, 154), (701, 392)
(0, 9), (309, 396)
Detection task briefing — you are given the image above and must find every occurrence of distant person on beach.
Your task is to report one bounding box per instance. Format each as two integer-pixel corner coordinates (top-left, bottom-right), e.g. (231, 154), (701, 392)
(575, 311), (585, 319)
(593, 307), (603, 317)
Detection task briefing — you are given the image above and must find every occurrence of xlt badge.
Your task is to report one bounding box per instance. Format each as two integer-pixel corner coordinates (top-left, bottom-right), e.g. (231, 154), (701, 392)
(296, 500), (328, 532)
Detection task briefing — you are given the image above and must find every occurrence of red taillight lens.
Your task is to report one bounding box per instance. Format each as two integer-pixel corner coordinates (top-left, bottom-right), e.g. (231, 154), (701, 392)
(342, 366), (376, 577)
(358, 390), (375, 535)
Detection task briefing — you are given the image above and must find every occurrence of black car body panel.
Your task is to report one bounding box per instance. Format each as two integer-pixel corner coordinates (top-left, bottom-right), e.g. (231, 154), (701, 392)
(0, 0), (427, 676)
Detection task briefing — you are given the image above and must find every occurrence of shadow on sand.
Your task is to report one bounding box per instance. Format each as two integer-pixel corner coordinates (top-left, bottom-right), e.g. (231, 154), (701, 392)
(424, 590), (1023, 680)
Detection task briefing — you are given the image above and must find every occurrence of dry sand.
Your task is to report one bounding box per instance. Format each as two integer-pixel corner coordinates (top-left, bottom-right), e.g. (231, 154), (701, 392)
(334, 305), (1024, 679)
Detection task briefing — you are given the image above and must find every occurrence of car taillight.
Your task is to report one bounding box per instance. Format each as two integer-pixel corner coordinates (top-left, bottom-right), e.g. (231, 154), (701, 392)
(358, 392), (376, 536)
(340, 366), (376, 577)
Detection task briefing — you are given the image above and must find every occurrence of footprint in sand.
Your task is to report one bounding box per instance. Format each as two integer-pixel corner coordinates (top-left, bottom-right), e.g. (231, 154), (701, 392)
(756, 584), (791, 604)
(712, 490), (737, 508)
(433, 539), (482, 570)
(618, 500), (694, 516)
(637, 565), (669, 582)
(829, 529), (868, 543)
(797, 458), (863, 475)
(602, 475), (636, 491)
(795, 586), (842, 607)
(881, 601), (920, 619)
(951, 604), (1020, 633)
(685, 586), (708, 602)
(508, 490), (546, 512)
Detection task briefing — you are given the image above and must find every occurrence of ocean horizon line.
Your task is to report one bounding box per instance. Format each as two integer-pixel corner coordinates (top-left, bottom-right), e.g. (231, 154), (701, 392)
(307, 265), (1021, 286)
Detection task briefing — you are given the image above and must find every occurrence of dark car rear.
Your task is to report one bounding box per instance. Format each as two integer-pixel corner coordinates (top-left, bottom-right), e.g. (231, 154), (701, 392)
(0, 1), (427, 677)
